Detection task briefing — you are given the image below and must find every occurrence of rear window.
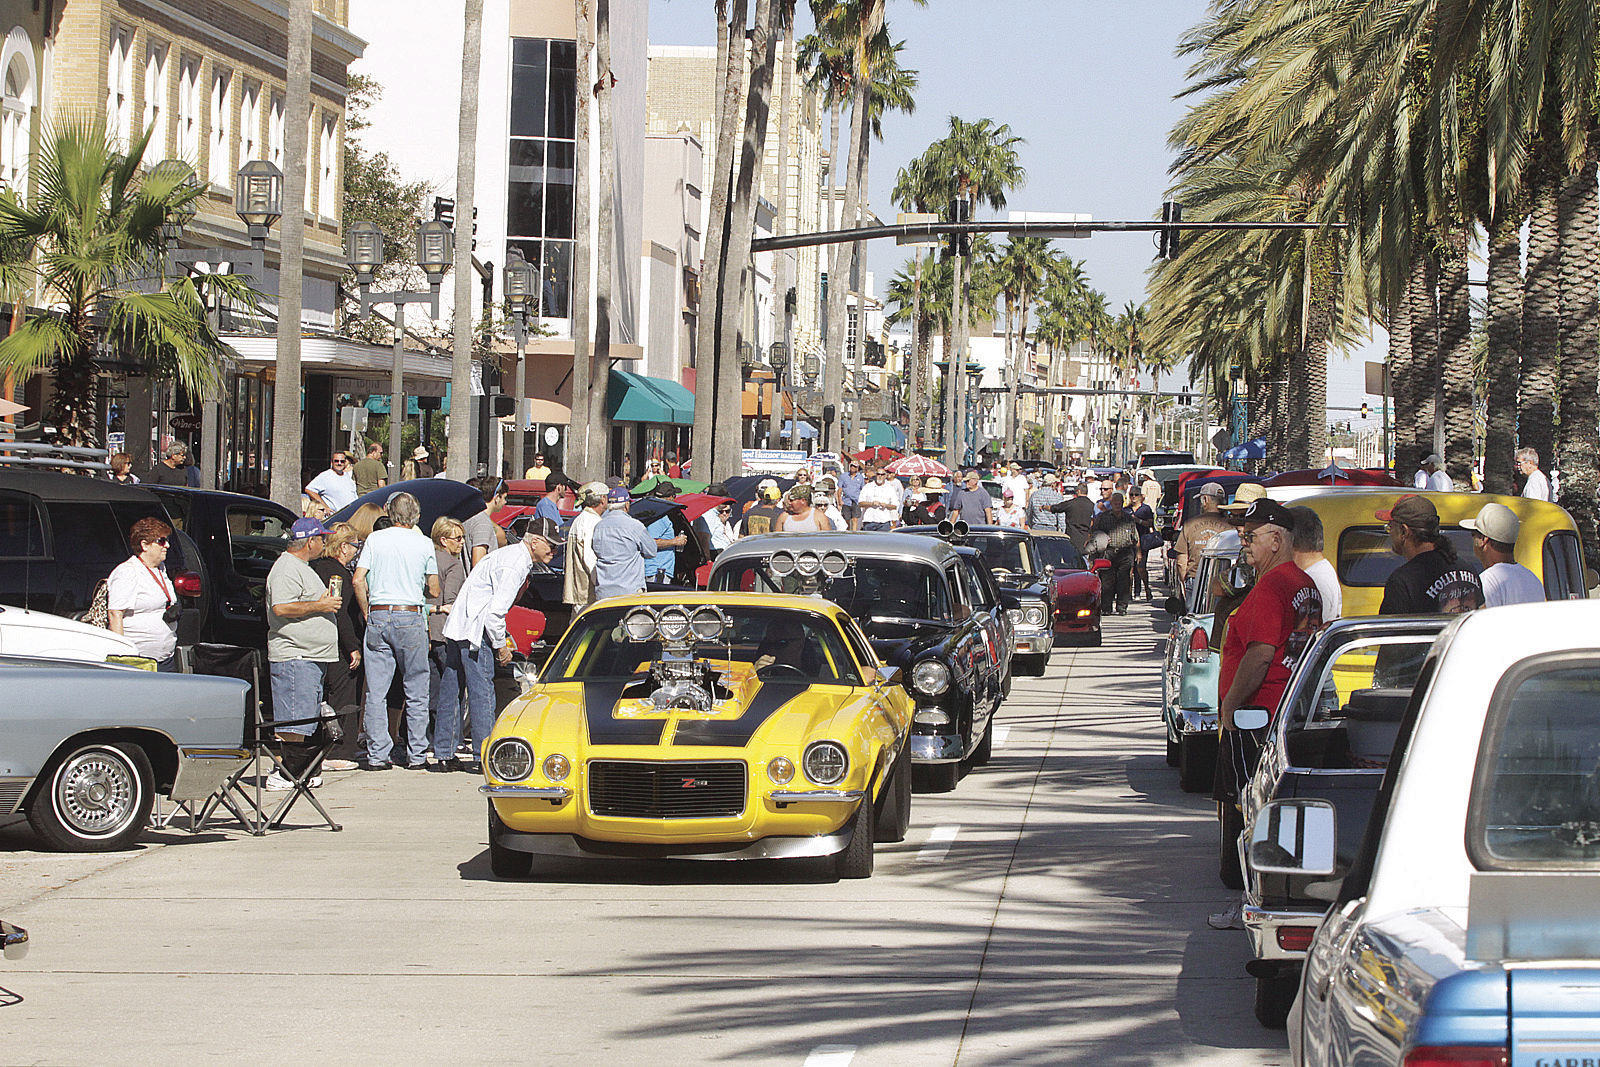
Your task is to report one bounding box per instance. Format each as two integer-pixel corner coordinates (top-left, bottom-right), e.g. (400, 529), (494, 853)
(1032, 537), (1086, 571)
(1469, 657), (1600, 870)
(1336, 525), (1480, 588)
(1541, 531), (1585, 601)
(48, 502), (135, 565)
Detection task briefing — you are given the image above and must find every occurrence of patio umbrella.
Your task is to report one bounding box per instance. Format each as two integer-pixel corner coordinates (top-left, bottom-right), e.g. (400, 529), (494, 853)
(329, 477), (484, 531)
(1222, 437), (1267, 462)
(631, 474), (708, 496)
(852, 445), (902, 464)
(671, 493), (735, 521)
(0, 398), (26, 418)
(885, 454), (953, 477)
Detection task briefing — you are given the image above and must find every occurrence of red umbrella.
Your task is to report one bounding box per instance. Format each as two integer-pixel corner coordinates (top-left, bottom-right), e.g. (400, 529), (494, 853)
(852, 445), (902, 464)
(672, 493), (735, 521)
(886, 454), (953, 477)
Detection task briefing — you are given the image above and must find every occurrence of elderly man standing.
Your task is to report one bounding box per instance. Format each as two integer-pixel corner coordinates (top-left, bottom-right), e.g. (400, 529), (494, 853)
(1414, 453), (1454, 491)
(439, 532), (554, 771)
(352, 492), (440, 770)
(948, 469), (995, 525)
(1210, 499), (1323, 929)
(147, 442), (191, 486)
(263, 518), (344, 789)
(304, 451), (358, 515)
(1516, 448), (1551, 500)
(1025, 472), (1066, 532)
(858, 467), (902, 531)
(591, 486), (659, 599)
(563, 481), (609, 607)
(1174, 482), (1232, 588)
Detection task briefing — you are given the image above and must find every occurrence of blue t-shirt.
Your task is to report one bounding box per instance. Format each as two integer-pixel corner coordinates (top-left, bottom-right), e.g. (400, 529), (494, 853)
(355, 526), (439, 606)
(534, 496), (563, 525)
(644, 515), (676, 580)
(947, 486), (993, 524)
(838, 471), (865, 507)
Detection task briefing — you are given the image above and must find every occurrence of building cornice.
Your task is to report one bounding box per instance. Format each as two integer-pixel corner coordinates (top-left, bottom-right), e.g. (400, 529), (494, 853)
(129, 0), (362, 99)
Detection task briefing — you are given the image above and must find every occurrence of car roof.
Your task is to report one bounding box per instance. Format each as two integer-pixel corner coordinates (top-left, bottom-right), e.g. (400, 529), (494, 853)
(0, 469), (158, 503)
(145, 484), (296, 514)
(716, 530), (959, 564)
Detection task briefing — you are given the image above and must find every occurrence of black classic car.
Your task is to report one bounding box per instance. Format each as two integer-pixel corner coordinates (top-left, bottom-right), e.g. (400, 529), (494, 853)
(710, 532), (1012, 792)
(902, 523), (1058, 675)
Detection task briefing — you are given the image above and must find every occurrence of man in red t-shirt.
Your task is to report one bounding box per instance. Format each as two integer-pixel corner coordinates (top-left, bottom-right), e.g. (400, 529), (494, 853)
(1210, 498), (1323, 925)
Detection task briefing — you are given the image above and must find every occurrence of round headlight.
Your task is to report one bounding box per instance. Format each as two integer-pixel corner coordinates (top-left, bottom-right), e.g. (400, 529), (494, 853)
(542, 753), (570, 781)
(795, 551), (822, 577)
(487, 738), (534, 781)
(1024, 606), (1047, 627)
(769, 550), (796, 577)
(803, 741), (849, 785)
(911, 660), (950, 696)
(657, 607), (691, 642)
(767, 756), (795, 785)
(622, 608), (657, 642)
(821, 551), (849, 577)
(689, 606), (726, 642)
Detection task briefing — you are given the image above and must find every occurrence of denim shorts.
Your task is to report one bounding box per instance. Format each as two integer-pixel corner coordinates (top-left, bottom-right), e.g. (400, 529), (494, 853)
(269, 658), (326, 737)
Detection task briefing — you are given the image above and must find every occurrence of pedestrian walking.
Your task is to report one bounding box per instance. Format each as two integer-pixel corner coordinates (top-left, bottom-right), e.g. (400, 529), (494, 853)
(461, 477), (508, 568)
(1091, 494), (1139, 613)
(263, 518), (343, 789)
(813, 479), (847, 530)
(352, 491), (440, 770)
(1516, 448), (1551, 501)
(352, 442), (387, 496)
(107, 516), (181, 671)
(858, 468), (902, 530)
(401, 446), (434, 480)
(1128, 490), (1156, 599)
(996, 488), (1025, 527)
(425, 517), (470, 767)
(738, 483), (784, 537)
(1464, 502), (1543, 607)
(304, 451), (358, 515)
(1052, 481), (1097, 551)
(947, 470), (994, 525)
(1174, 483), (1232, 588)
(1414, 453), (1454, 492)
(147, 442), (191, 486)
(1025, 473), (1066, 532)
(563, 481), (609, 606)
(839, 460), (865, 530)
(309, 523), (365, 770)
(902, 476), (945, 525)
(591, 486), (659, 599)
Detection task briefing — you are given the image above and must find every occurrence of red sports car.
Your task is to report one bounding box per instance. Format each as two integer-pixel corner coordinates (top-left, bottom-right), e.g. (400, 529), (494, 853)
(1029, 532), (1103, 647)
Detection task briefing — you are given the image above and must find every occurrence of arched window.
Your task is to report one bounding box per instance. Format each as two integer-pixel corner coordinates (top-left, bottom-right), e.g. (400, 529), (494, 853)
(0, 28), (37, 192)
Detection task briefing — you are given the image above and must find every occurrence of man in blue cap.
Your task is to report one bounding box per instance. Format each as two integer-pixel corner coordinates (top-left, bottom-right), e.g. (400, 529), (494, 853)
(263, 518), (344, 788)
(591, 485), (659, 599)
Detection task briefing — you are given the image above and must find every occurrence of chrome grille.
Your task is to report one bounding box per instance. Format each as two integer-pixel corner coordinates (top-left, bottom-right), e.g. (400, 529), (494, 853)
(587, 760), (746, 820)
(0, 778), (30, 815)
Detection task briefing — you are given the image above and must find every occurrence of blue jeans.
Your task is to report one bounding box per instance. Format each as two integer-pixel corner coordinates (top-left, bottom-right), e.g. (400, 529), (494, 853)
(269, 658), (325, 737)
(363, 610), (431, 765)
(432, 638), (497, 763)
(862, 521), (893, 532)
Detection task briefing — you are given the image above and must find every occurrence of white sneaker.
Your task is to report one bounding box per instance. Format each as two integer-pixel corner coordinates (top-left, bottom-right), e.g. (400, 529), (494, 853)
(1207, 901), (1244, 930)
(264, 772), (293, 791)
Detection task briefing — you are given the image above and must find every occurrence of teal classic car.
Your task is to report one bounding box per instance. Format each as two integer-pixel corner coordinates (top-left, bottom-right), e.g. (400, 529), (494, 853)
(1161, 528), (1246, 793)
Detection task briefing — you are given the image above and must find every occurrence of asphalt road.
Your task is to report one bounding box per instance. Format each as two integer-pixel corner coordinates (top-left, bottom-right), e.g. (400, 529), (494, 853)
(1, 598), (1288, 1066)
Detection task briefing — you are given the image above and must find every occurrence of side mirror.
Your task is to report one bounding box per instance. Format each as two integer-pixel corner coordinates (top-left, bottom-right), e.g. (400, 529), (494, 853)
(1162, 595), (1185, 616)
(1233, 706), (1271, 731)
(1090, 559), (1110, 573)
(512, 661), (540, 694)
(873, 665), (902, 687)
(1247, 799), (1336, 877)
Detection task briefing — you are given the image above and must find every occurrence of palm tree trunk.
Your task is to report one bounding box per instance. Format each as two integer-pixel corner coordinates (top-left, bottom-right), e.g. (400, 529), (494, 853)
(1438, 221), (1474, 485)
(1384, 282), (1412, 476)
(1481, 207), (1523, 494)
(1556, 148), (1600, 564)
(767, 2), (794, 451)
(1401, 249), (1439, 480)
(1302, 235), (1333, 469)
(447, 0), (482, 481)
(847, 142), (869, 453)
(1520, 158), (1560, 477)
(827, 104), (866, 455)
(907, 248), (922, 447)
(268, 0), (313, 509)
(590, 0), (615, 475)
(946, 248), (964, 470)
(570, 0), (594, 476)
(691, 0), (744, 476)
(714, 0), (780, 480)
(819, 97), (843, 449)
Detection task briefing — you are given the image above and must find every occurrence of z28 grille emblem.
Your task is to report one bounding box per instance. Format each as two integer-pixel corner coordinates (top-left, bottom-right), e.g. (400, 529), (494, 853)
(682, 778), (711, 789)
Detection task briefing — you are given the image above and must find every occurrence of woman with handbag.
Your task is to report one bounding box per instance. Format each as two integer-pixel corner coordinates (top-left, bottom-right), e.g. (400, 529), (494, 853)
(1129, 490), (1160, 601)
(106, 517), (181, 670)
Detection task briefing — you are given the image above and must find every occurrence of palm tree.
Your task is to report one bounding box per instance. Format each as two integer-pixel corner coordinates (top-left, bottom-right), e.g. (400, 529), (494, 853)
(268, 0), (314, 507)
(991, 237), (1051, 457)
(0, 118), (256, 450)
(589, 0), (617, 477)
(571, 0), (594, 476)
(446, 0), (483, 481)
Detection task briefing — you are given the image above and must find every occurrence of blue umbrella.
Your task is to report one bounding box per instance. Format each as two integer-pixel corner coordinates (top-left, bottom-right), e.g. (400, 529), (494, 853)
(1223, 437), (1267, 461)
(328, 477), (484, 531)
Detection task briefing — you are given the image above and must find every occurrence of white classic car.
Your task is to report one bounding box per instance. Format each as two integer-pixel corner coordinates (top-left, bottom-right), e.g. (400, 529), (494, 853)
(0, 604), (139, 661)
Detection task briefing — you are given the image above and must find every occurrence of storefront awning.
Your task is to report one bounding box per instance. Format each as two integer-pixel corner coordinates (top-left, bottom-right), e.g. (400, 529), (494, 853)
(865, 420), (904, 448)
(607, 369), (694, 425)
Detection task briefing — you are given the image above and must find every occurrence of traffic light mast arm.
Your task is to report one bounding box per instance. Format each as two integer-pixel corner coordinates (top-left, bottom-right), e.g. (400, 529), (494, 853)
(750, 218), (1340, 253)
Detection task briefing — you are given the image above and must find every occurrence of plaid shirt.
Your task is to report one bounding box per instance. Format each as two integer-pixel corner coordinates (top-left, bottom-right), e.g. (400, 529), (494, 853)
(1025, 486), (1066, 530)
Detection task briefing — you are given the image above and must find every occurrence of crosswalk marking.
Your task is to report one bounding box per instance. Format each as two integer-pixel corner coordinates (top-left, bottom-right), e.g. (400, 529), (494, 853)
(918, 824), (960, 862)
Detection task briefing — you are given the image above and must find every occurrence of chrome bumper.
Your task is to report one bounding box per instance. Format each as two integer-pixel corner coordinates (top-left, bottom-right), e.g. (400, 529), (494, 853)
(769, 789), (865, 804)
(1014, 629), (1053, 654)
(2, 919), (27, 962)
(1177, 706), (1218, 734)
(1242, 902), (1324, 960)
(910, 732), (968, 764)
(492, 825), (855, 861)
(480, 784), (573, 800)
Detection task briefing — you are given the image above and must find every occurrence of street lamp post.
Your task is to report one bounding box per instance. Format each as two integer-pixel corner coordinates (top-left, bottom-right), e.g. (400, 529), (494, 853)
(504, 250), (536, 475)
(346, 218), (453, 481)
(159, 158), (283, 489)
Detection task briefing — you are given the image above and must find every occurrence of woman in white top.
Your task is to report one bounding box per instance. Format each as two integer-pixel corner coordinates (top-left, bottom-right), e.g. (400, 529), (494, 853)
(107, 516), (180, 670)
(996, 488), (1026, 527)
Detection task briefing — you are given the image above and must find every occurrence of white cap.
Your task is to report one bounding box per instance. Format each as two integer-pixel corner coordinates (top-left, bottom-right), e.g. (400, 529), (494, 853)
(1461, 501), (1520, 544)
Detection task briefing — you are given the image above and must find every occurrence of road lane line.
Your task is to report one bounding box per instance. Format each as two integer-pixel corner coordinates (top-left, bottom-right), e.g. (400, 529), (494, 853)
(992, 725), (1010, 745)
(918, 824), (960, 862)
(803, 1044), (856, 1066)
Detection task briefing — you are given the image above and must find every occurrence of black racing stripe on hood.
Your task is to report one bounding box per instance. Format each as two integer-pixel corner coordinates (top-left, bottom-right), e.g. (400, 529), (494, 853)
(672, 681), (811, 748)
(583, 679), (668, 746)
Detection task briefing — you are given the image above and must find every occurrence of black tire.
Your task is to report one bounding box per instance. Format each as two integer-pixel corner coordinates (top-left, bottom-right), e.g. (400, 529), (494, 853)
(1219, 803), (1245, 890)
(1254, 972), (1297, 1029)
(834, 796), (875, 879)
(970, 720), (994, 766)
(487, 803), (533, 879)
(873, 750), (912, 843)
(1178, 734), (1216, 794)
(1021, 653), (1049, 677)
(1088, 629), (1102, 647)
(1165, 733), (1180, 767)
(912, 760), (960, 794)
(26, 742), (154, 852)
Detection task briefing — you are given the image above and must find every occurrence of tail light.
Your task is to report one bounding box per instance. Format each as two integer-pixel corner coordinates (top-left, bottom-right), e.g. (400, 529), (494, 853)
(173, 571), (203, 598)
(1402, 1048), (1507, 1067)
(1275, 926), (1316, 952)
(1186, 626), (1210, 663)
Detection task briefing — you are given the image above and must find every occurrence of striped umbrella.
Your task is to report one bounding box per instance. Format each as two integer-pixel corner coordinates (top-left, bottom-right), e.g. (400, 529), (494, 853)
(885, 454), (954, 478)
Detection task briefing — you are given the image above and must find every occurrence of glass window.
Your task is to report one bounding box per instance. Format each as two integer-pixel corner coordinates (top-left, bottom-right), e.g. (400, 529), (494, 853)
(547, 41), (576, 138)
(1470, 659), (1600, 869)
(509, 39), (548, 137)
(955, 555), (989, 609)
(47, 503), (134, 567)
(506, 180), (543, 239)
(967, 533), (1034, 575)
(1032, 536), (1085, 571)
(1288, 636), (1436, 729)
(0, 491), (46, 559)
(711, 557), (950, 620)
(1336, 525), (1480, 588)
(1541, 531), (1583, 601)
(226, 506), (290, 576)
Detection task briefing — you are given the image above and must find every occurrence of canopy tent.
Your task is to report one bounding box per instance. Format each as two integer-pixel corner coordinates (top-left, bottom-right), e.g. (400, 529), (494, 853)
(863, 420), (905, 448)
(781, 420), (818, 440)
(607, 369), (694, 425)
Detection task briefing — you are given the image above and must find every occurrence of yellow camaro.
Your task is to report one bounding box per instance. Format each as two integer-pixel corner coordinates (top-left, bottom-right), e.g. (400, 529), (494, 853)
(480, 592), (914, 880)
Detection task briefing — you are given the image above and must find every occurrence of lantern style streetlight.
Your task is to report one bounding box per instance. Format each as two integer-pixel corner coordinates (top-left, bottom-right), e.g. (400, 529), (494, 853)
(234, 159), (283, 247)
(504, 250), (537, 472)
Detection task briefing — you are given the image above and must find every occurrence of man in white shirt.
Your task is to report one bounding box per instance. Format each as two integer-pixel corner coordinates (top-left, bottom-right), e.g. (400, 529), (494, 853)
(1000, 462), (1030, 504)
(563, 481), (608, 607)
(858, 468), (903, 530)
(1415, 453), (1454, 492)
(1463, 502), (1544, 607)
(1516, 447), (1551, 501)
(304, 452), (358, 514)
(1287, 506), (1341, 620)
(439, 532), (554, 770)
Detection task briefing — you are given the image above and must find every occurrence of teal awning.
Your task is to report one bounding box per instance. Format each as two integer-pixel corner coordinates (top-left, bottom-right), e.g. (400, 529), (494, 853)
(865, 420), (905, 448)
(363, 384), (453, 417)
(607, 369), (694, 425)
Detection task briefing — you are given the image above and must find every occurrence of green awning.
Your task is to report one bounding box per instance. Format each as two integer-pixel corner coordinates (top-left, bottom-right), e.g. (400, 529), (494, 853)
(865, 420), (905, 448)
(606, 369), (694, 425)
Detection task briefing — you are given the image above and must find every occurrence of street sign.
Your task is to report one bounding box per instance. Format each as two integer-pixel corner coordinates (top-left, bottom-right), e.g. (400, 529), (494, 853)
(896, 212), (940, 247)
(170, 413), (202, 433)
(1364, 361), (1391, 397)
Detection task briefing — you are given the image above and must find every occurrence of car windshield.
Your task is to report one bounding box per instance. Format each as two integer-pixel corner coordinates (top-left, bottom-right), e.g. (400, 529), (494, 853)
(1031, 537), (1086, 572)
(542, 604), (862, 686)
(712, 557), (950, 621)
(966, 533), (1034, 575)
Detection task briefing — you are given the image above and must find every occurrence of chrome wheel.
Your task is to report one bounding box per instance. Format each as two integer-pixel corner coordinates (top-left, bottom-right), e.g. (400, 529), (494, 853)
(54, 748), (139, 835)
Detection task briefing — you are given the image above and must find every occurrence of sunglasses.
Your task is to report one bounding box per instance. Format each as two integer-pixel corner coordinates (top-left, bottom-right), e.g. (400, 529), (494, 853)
(146, 537), (169, 546)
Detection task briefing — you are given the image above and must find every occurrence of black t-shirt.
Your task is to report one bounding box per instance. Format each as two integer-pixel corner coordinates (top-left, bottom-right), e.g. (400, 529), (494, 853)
(740, 504), (782, 537)
(1053, 496), (1097, 551)
(147, 462), (190, 485)
(1379, 547), (1485, 615)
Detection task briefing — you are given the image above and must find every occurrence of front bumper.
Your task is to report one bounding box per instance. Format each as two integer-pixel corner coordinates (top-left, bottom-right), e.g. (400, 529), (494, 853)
(491, 824), (856, 861)
(1176, 706), (1218, 734)
(1014, 628), (1053, 655)
(1242, 902), (1325, 961)
(910, 731), (968, 764)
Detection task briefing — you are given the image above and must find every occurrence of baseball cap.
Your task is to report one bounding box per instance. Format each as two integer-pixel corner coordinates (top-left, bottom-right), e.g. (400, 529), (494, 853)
(1233, 498), (1297, 531)
(290, 517), (330, 541)
(1375, 493), (1439, 529)
(1218, 483), (1268, 512)
(1421, 452), (1444, 466)
(1197, 481), (1226, 499)
(1043, 472), (1058, 484)
(1461, 501), (1521, 543)
(1002, 487), (1015, 498)
(607, 485), (632, 504)
(580, 480), (609, 506)
(761, 485), (782, 501)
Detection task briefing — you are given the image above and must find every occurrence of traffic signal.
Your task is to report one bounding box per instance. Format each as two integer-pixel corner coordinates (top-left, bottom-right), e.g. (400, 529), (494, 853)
(1361, 402), (1369, 419)
(1158, 201), (1183, 259)
(491, 393), (516, 418)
